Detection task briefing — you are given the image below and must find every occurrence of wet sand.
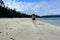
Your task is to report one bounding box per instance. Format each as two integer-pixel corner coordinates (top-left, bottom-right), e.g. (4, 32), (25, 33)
(0, 18), (60, 40)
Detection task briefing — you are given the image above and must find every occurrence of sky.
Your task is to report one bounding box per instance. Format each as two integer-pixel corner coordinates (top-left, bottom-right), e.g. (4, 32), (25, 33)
(3, 0), (60, 16)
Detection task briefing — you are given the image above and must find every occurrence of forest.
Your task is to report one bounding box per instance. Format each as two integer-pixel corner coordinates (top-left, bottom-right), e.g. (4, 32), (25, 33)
(0, 0), (40, 18)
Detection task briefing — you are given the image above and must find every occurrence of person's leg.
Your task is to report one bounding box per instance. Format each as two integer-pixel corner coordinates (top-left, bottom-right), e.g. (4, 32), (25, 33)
(33, 20), (35, 24)
(32, 18), (36, 24)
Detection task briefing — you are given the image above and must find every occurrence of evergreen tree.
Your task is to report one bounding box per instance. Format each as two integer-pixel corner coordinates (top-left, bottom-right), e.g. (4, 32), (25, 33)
(0, 0), (5, 7)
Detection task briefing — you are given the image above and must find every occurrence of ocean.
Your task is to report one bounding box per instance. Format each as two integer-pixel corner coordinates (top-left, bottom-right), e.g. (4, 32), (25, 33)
(37, 17), (60, 26)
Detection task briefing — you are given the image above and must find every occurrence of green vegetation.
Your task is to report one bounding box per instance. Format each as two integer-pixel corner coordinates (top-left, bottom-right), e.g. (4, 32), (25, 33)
(0, 0), (40, 18)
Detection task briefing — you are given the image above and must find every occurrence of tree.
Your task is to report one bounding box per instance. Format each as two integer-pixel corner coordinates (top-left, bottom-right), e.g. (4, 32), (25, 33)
(0, 0), (5, 7)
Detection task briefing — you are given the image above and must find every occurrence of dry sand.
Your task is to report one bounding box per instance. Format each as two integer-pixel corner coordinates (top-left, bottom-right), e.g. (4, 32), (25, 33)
(0, 18), (60, 40)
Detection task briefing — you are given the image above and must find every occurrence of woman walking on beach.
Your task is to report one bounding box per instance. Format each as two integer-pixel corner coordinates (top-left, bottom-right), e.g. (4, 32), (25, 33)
(32, 14), (36, 24)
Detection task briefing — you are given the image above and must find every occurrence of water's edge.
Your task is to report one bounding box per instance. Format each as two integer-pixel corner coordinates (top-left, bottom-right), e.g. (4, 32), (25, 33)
(37, 17), (60, 26)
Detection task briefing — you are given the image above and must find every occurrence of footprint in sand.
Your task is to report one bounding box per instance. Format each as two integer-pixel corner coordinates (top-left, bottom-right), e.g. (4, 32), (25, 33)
(37, 32), (44, 35)
(6, 24), (8, 25)
(0, 32), (2, 34)
(38, 38), (42, 40)
(37, 23), (44, 25)
(6, 27), (13, 30)
(9, 28), (13, 30)
(6, 27), (8, 29)
(34, 23), (44, 25)
(6, 32), (9, 36)
(10, 38), (15, 40)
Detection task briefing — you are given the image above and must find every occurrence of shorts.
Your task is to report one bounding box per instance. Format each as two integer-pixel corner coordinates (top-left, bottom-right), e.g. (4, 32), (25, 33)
(32, 18), (35, 20)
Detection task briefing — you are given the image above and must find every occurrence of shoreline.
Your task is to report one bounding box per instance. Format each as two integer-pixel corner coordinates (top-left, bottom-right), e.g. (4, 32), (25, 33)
(0, 18), (60, 40)
(37, 18), (60, 27)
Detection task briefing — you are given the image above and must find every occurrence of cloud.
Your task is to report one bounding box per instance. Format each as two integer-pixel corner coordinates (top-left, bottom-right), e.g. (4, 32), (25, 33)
(3, 0), (60, 16)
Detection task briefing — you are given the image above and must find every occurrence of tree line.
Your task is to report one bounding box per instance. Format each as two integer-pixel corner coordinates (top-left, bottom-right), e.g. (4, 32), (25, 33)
(0, 0), (40, 18)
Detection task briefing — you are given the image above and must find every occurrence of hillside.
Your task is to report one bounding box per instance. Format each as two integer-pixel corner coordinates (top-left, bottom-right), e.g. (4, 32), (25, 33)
(0, 6), (31, 18)
(40, 15), (60, 18)
(0, 6), (40, 18)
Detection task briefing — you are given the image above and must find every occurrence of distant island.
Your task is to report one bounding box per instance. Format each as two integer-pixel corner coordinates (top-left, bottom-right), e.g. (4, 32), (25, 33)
(40, 15), (60, 18)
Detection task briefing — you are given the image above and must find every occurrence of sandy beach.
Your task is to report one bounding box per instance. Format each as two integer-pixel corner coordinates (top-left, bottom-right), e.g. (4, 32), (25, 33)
(0, 18), (60, 40)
